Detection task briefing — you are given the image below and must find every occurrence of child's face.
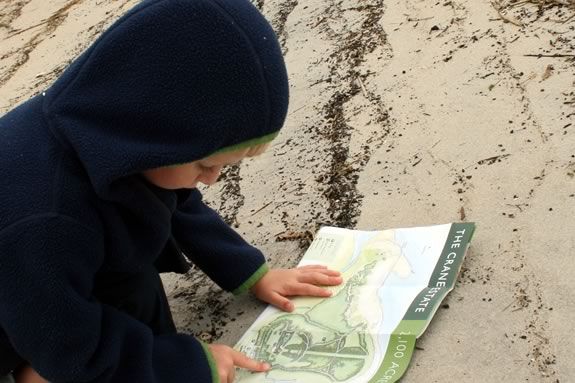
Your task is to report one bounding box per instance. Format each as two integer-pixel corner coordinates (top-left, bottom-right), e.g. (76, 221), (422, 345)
(142, 149), (250, 189)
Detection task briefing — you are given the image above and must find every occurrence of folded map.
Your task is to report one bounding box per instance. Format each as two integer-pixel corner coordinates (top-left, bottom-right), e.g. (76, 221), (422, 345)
(235, 222), (475, 382)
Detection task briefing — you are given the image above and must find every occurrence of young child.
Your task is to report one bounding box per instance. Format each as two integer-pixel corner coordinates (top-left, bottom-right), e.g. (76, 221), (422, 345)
(0, 0), (342, 382)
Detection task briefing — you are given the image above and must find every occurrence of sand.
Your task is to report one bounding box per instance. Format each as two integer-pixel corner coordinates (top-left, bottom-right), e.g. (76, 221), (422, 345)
(1, 0), (574, 381)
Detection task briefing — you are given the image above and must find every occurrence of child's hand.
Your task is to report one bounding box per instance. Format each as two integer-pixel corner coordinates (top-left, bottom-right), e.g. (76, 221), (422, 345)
(250, 265), (343, 312)
(208, 343), (269, 383)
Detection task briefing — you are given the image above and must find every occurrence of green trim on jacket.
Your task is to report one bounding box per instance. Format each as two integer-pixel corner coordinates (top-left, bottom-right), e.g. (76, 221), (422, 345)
(214, 132), (279, 154)
(200, 341), (220, 383)
(232, 263), (269, 295)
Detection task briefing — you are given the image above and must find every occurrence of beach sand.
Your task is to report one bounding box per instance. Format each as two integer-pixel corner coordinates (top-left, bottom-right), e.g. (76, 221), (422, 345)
(1, 0), (574, 381)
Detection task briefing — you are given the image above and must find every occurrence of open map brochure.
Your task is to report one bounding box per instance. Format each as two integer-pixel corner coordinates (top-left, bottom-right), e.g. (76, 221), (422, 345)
(235, 222), (475, 383)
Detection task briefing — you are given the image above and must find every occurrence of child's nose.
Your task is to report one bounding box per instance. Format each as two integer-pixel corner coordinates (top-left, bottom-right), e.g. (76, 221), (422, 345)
(199, 166), (223, 186)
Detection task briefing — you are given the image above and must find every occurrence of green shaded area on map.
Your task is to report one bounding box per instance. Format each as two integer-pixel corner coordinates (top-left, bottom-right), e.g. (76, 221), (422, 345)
(238, 259), (379, 382)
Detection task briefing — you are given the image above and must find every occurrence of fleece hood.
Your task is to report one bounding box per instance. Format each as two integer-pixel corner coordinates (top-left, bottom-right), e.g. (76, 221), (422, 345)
(43, 0), (289, 195)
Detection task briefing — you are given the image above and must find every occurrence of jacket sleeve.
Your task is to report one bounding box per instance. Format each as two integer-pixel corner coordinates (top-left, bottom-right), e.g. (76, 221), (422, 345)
(171, 189), (268, 294)
(0, 215), (217, 383)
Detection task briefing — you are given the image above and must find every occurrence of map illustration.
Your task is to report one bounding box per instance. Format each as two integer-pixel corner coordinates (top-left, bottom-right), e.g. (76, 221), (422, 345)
(235, 223), (475, 383)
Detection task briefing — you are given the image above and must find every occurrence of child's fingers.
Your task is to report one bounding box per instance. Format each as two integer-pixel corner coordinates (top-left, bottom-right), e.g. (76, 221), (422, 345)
(286, 283), (333, 298)
(266, 291), (295, 312)
(232, 349), (271, 372)
(297, 272), (343, 286)
(297, 264), (328, 270)
(298, 267), (341, 277)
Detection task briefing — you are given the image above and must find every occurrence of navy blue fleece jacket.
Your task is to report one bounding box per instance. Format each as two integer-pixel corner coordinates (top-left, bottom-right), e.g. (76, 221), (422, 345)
(0, 0), (288, 381)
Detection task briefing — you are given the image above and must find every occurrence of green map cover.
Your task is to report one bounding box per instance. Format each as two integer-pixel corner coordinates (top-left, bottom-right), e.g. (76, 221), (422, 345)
(235, 222), (475, 382)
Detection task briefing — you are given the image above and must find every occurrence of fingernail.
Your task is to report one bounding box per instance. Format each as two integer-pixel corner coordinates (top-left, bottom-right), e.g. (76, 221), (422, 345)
(262, 362), (271, 370)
